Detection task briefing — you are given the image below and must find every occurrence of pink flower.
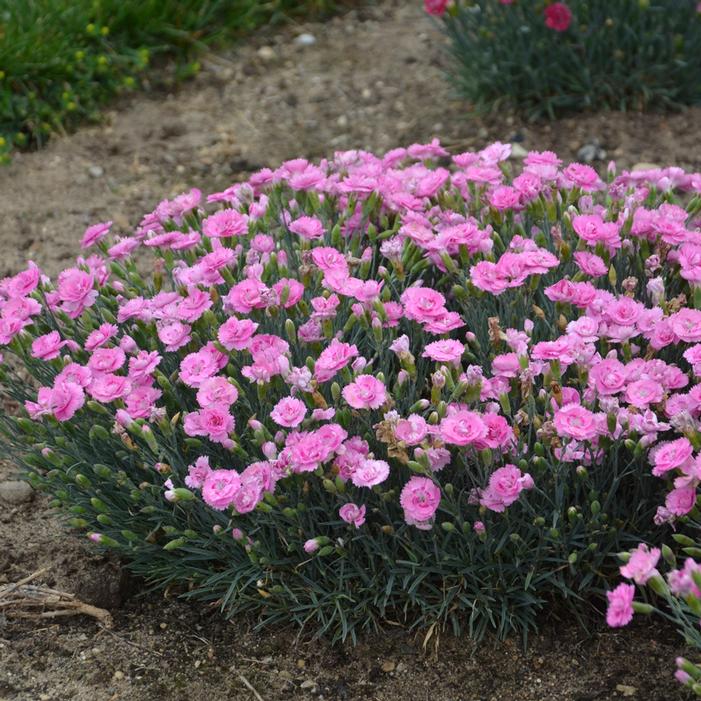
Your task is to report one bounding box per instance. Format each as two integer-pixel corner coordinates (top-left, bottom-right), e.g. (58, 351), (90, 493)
(56, 268), (97, 318)
(232, 479), (263, 514)
(202, 469), (241, 510)
(125, 386), (162, 419)
(424, 0), (449, 16)
(573, 251), (607, 277)
(625, 380), (663, 408)
(339, 503), (366, 528)
(289, 430), (337, 473)
(218, 317), (258, 351)
(31, 331), (65, 360)
(395, 414), (428, 446)
(470, 261), (509, 295)
(196, 376), (238, 408)
(311, 247), (349, 277)
(572, 214), (621, 249)
(564, 164), (603, 192)
(185, 457), (213, 489)
(176, 289), (213, 323)
(88, 347), (126, 374)
(489, 186), (521, 211)
(473, 413), (515, 451)
(184, 406), (235, 445)
(670, 308), (701, 343)
(620, 544), (660, 585)
(202, 209), (248, 238)
(491, 353), (521, 378)
(650, 438), (694, 476)
(49, 381), (85, 421)
(81, 221), (112, 248)
(422, 339), (464, 363)
(88, 374), (130, 403)
(400, 476), (441, 529)
(314, 340), (359, 383)
(334, 437), (369, 480)
(666, 486), (697, 516)
(2, 262), (41, 298)
(289, 216), (324, 240)
(273, 278), (305, 308)
(544, 2), (572, 32)
(225, 279), (269, 315)
(351, 459), (390, 488)
(480, 465), (534, 512)
(85, 323), (118, 351)
(668, 559), (701, 597)
(158, 321), (192, 352)
(401, 287), (447, 323)
(117, 296), (151, 323)
(553, 404), (599, 441)
(108, 237), (140, 260)
(606, 583), (634, 628)
(311, 294), (340, 318)
(589, 358), (627, 396)
(251, 234), (275, 253)
(439, 410), (488, 445)
(342, 375), (387, 410)
(271, 396), (307, 427)
(524, 150), (562, 180)
(179, 350), (219, 388)
(56, 363), (92, 388)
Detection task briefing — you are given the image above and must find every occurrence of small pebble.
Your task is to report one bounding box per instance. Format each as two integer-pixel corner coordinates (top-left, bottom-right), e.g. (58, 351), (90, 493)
(294, 33), (316, 46)
(632, 162), (660, 171)
(257, 46), (275, 61)
(88, 165), (104, 178)
(510, 143), (528, 159)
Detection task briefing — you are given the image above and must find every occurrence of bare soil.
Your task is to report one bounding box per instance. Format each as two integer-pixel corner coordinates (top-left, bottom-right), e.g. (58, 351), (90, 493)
(1, 1), (700, 699)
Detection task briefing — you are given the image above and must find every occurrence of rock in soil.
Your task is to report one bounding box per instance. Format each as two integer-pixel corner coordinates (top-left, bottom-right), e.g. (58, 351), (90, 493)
(0, 479), (33, 504)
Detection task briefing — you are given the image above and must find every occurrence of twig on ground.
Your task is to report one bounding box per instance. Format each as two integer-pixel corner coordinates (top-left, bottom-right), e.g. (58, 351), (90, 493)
(0, 569), (113, 628)
(238, 673), (265, 701)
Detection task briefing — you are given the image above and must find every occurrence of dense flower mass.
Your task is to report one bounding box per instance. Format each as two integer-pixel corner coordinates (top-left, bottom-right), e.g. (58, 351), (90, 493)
(2, 139), (701, 649)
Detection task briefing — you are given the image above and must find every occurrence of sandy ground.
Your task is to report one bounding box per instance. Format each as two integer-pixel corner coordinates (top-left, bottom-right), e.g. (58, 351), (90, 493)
(1, 1), (700, 699)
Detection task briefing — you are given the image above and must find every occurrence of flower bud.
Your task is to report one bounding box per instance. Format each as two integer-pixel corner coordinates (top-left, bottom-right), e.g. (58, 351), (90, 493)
(304, 538), (319, 554)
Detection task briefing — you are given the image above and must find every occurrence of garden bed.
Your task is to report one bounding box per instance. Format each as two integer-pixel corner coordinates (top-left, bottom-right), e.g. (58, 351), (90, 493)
(1, 1), (700, 699)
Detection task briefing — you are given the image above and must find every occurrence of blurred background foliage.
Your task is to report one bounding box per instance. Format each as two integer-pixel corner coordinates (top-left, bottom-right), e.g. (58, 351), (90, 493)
(0, 0), (338, 162)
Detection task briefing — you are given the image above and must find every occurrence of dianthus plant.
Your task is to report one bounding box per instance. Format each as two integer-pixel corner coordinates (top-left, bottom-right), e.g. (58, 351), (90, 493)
(429, 0), (701, 119)
(1, 140), (701, 643)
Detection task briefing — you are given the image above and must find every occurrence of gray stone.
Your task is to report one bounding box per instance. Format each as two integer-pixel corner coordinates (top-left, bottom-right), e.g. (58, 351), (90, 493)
(0, 480), (33, 504)
(510, 143), (528, 159)
(576, 141), (607, 163)
(88, 165), (104, 178)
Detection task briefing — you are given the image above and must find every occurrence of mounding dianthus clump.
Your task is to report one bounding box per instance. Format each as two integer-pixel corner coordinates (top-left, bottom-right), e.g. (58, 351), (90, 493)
(426, 0), (701, 119)
(2, 140), (701, 651)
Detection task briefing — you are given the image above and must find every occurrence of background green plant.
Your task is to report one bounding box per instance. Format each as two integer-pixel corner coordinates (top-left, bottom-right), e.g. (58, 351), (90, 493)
(0, 0), (337, 163)
(439, 0), (701, 120)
